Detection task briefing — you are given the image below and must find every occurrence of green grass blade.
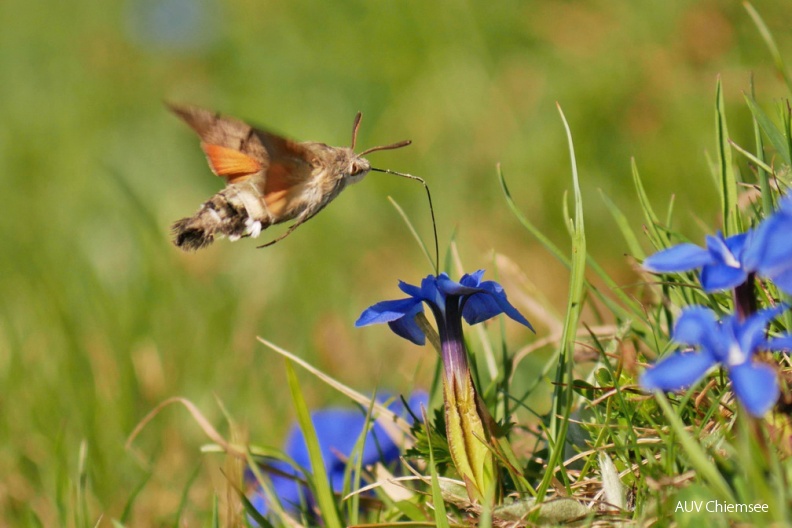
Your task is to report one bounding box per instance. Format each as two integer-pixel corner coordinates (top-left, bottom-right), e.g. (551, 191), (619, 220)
(599, 189), (645, 259)
(631, 158), (669, 248)
(534, 104), (587, 505)
(728, 138), (774, 177)
(750, 75), (774, 216)
(76, 440), (89, 528)
(258, 337), (414, 436)
(744, 2), (792, 93)
(244, 450), (295, 524)
(664, 194), (677, 229)
(784, 104), (792, 170)
(499, 166), (648, 326)
(174, 464), (202, 528)
(653, 391), (735, 503)
(498, 164), (569, 266)
(715, 77), (740, 235)
(389, 196), (435, 274)
(211, 495), (219, 528)
(240, 492), (274, 528)
(284, 359), (343, 528)
(119, 471), (153, 524)
(744, 95), (792, 166)
(343, 397), (379, 526)
(423, 411), (450, 528)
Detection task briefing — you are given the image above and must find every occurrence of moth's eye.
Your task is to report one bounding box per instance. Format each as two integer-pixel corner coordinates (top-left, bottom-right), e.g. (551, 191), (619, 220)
(351, 162), (362, 174)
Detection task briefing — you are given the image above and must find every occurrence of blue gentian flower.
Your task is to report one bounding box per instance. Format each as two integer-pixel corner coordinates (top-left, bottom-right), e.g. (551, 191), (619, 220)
(355, 270), (534, 350)
(356, 271), (533, 501)
(744, 195), (792, 294)
(248, 391), (428, 519)
(640, 306), (791, 417)
(643, 232), (750, 293)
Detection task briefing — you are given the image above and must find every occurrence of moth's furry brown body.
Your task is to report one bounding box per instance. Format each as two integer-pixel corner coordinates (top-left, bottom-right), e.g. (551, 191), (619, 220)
(170, 105), (404, 250)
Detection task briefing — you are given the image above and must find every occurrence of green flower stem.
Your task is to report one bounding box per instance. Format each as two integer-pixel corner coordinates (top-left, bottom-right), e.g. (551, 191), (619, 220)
(436, 298), (496, 503)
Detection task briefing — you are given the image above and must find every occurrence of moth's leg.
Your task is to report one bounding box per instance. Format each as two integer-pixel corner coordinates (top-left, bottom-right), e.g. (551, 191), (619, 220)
(255, 206), (324, 248)
(255, 217), (307, 248)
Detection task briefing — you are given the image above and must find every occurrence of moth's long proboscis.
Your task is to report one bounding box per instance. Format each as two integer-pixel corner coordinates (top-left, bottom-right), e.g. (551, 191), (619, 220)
(371, 167), (440, 275)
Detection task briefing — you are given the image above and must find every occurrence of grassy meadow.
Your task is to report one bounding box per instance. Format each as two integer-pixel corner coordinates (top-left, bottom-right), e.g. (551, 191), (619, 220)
(1, 0), (791, 525)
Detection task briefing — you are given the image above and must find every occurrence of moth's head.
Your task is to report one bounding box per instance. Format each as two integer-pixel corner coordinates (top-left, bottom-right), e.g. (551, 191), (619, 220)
(347, 112), (410, 183)
(346, 154), (372, 183)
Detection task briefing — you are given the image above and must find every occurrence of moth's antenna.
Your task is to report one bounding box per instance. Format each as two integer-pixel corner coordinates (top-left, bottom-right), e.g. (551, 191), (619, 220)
(371, 167), (439, 275)
(359, 140), (412, 156)
(350, 112), (411, 155)
(351, 112), (363, 150)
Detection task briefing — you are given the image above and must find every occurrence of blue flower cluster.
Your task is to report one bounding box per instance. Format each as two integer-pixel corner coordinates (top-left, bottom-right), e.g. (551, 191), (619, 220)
(643, 196), (792, 294)
(355, 270), (533, 346)
(640, 195), (792, 416)
(640, 305), (791, 417)
(249, 271), (534, 517)
(357, 270), (533, 499)
(248, 392), (428, 518)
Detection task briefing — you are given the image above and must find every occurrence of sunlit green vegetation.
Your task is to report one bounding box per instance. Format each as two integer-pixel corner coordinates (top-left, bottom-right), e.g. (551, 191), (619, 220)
(1, 0), (790, 525)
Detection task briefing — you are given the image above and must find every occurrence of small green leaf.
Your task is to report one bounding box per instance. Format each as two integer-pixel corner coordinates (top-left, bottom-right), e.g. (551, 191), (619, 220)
(599, 452), (625, 510)
(495, 497), (589, 523)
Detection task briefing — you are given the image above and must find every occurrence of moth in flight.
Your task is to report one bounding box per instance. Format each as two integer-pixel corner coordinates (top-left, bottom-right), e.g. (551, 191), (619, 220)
(169, 104), (410, 250)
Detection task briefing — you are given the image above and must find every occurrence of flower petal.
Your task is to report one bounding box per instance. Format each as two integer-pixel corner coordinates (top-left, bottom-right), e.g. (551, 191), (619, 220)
(765, 335), (792, 352)
(381, 390), (429, 424)
(640, 351), (716, 391)
(250, 392), (427, 519)
(744, 202), (792, 276)
(387, 302), (427, 345)
(673, 307), (721, 349)
(248, 459), (303, 516)
(420, 275), (444, 311)
(289, 408), (394, 476)
(365, 392), (428, 463)
(436, 274), (481, 296)
(642, 243), (713, 273)
(724, 232), (749, 260)
(769, 267), (792, 295)
(465, 270), (487, 284)
(461, 290), (502, 325)
(700, 263), (747, 292)
(397, 280), (422, 298)
(249, 489), (270, 518)
(705, 233), (741, 268)
(462, 280), (534, 331)
(355, 298), (422, 326)
(356, 298), (426, 345)
(729, 362), (779, 417)
(734, 304), (789, 356)
(407, 390), (430, 416)
(781, 195), (792, 212)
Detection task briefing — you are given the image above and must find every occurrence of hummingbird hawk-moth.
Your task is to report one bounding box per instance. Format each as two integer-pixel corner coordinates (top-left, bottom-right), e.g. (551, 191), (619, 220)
(169, 104), (411, 250)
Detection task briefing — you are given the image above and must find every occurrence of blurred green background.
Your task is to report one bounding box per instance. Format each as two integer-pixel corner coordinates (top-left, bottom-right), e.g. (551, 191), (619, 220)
(1, 0), (790, 524)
